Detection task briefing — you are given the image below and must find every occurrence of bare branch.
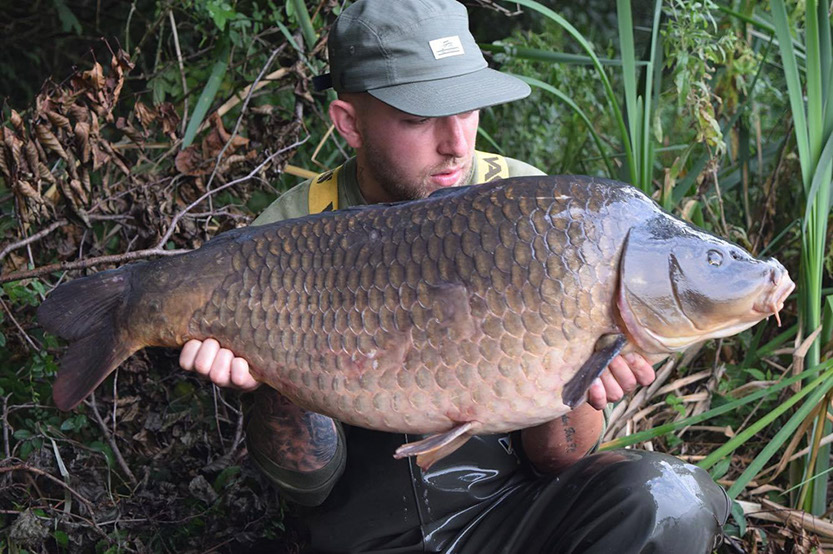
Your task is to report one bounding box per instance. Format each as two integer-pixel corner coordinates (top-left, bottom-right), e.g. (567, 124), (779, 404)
(0, 462), (97, 518)
(0, 219), (68, 266)
(204, 45), (286, 195)
(0, 247), (189, 285)
(168, 9), (189, 135)
(85, 394), (138, 487)
(157, 136), (308, 248)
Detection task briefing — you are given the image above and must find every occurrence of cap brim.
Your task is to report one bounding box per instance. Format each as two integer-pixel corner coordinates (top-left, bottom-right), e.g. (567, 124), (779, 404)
(367, 68), (531, 117)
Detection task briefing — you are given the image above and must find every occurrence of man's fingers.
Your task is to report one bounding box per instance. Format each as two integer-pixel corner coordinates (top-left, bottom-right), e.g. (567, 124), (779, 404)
(192, 338), (220, 376)
(587, 378), (607, 410)
(608, 355), (638, 394)
(600, 371), (624, 403)
(209, 348), (233, 388)
(179, 340), (202, 371)
(624, 353), (656, 386)
(230, 357), (259, 390)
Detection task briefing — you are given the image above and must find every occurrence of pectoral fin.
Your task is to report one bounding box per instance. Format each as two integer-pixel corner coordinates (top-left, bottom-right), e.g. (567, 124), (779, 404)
(393, 422), (475, 469)
(561, 334), (627, 409)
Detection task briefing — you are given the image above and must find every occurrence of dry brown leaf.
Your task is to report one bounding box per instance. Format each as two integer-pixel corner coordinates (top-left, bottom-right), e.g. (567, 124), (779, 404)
(69, 178), (88, 205)
(175, 146), (211, 176)
(68, 104), (90, 124)
(4, 127), (22, 171)
(74, 120), (91, 163)
(134, 101), (156, 131)
(35, 124), (69, 160)
(15, 179), (43, 203)
(46, 110), (72, 132)
(91, 143), (109, 171)
(211, 111), (249, 148)
(83, 62), (106, 91)
(37, 162), (56, 185)
(157, 102), (180, 139)
(98, 140), (130, 175)
(64, 149), (79, 181)
(109, 49), (134, 111)
(116, 116), (145, 145)
(10, 109), (24, 133)
(80, 167), (91, 194)
(0, 145), (9, 179)
(24, 140), (40, 176)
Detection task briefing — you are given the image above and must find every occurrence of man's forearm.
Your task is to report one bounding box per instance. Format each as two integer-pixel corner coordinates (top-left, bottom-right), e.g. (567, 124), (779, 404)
(521, 403), (604, 474)
(248, 391), (340, 472)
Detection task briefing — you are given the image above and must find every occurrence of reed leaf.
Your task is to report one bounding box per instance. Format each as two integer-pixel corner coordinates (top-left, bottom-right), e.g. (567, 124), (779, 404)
(289, 0), (317, 51)
(480, 44), (631, 66)
(515, 75), (616, 176)
(600, 360), (832, 451)
(182, 35), (230, 148)
(700, 364), (833, 472)
(726, 370), (833, 499)
(499, 0), (635, 184)
(771, 0), (810, 181)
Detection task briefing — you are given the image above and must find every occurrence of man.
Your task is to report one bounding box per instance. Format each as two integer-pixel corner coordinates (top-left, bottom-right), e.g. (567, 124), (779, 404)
(180, 1), (730, 551)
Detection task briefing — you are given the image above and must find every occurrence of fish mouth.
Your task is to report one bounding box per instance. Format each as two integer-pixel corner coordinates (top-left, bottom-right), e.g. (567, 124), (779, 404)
(753, 266), (795, 326)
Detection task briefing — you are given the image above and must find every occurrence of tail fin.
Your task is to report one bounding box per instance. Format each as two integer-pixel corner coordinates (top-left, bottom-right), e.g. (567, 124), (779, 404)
(37, 267), (141, 411)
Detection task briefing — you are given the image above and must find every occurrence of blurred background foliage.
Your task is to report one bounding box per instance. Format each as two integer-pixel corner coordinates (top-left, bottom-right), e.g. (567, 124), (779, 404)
(0, 0), (832, 551)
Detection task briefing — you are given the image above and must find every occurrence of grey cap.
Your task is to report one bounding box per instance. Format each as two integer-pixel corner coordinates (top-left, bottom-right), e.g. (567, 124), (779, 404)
(318, 0), (530, 117)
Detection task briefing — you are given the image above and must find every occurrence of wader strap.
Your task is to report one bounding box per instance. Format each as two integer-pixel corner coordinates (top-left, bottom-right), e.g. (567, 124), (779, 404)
(474, 150), (509, 183)
(308, 165), (342, 214)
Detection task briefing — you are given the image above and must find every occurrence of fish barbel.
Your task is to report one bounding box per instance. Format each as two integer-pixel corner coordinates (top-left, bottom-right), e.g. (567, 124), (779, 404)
(38, 175), (794, 467)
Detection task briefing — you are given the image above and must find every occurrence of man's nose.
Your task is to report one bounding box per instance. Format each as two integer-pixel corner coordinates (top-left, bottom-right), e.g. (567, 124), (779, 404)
(437, 115), (470, 158)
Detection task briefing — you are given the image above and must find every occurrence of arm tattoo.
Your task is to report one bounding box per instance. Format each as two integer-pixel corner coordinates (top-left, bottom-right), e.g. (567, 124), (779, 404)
(250, 391), (339, 472)
(561, 414), (578, 453)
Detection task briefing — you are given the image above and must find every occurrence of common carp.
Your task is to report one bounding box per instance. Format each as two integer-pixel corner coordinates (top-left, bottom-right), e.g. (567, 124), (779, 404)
(38, 175), (793, 467)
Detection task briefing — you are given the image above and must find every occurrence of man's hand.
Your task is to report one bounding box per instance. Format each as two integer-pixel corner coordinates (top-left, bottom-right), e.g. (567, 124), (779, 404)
(586, 353), (655, 410)
(179, 339), (260, 391)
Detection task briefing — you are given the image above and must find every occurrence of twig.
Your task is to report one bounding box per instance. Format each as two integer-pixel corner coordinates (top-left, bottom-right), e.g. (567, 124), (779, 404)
(0, 246), (190, 285)
(84, 395), (138, 487)
(0, 297), (39, 351)
(168, 9), (189, 135)
(157, 137), (308, 249)
(739, 499), (833, 539)
(0, 219), (68, 267)
(0, 463), (97, 517)
(2, 394), (10, 459)
(212, 386), (226, 450)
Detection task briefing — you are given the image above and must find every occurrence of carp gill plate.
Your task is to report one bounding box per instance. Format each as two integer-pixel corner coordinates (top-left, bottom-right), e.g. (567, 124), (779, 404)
(38, 175), (794, 467)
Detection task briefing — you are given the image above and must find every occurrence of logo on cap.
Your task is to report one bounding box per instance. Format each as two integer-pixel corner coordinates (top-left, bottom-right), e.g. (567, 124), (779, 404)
(429, 36), (465, 60)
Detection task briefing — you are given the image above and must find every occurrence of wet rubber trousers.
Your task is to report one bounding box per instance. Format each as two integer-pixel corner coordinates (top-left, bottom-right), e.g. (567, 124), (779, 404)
(249, 422), (730, 553)
(440, 448), (731, 554)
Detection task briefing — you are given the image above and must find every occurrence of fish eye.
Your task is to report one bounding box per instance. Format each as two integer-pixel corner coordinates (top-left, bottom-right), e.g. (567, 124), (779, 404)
(707, 250), (723, 266)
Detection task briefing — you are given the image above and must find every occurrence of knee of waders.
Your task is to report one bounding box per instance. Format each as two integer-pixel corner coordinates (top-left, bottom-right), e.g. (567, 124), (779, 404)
(587, 450), (731, 554)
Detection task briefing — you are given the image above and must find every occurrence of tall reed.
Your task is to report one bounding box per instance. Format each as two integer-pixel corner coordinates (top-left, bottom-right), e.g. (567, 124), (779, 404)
(771, 0), (833, 515)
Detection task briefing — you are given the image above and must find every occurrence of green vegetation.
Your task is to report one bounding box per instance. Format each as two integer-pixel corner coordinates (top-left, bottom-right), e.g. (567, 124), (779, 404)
(0, 0), (831, 551)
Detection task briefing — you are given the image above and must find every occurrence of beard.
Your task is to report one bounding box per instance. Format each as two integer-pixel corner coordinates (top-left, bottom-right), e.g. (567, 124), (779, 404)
(361, 139), (474, 202)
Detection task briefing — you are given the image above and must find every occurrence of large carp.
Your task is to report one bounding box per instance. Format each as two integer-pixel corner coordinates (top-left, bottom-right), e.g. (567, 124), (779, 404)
(38, 175), (793, 467)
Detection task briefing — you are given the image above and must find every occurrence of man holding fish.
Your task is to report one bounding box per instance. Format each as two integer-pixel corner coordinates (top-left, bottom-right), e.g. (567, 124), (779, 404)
(179, 0), (732, 551)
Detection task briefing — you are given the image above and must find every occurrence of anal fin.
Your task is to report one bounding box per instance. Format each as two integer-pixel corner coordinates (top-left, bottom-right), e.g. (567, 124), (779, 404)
(393, 422), (475, 469)
(561, 334), (627, 409)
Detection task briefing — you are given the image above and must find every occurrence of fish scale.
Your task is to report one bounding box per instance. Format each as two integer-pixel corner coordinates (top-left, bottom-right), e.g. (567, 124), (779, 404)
(188, 177), (626, 435)
(38, 175), (794, 467)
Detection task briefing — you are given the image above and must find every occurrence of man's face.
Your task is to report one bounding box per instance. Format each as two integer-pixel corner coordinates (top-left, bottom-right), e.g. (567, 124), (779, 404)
(354, 96), (479, 202)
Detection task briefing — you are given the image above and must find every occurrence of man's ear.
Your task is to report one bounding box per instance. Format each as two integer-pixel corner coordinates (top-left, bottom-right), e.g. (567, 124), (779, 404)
(329, 99), (363, 149)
